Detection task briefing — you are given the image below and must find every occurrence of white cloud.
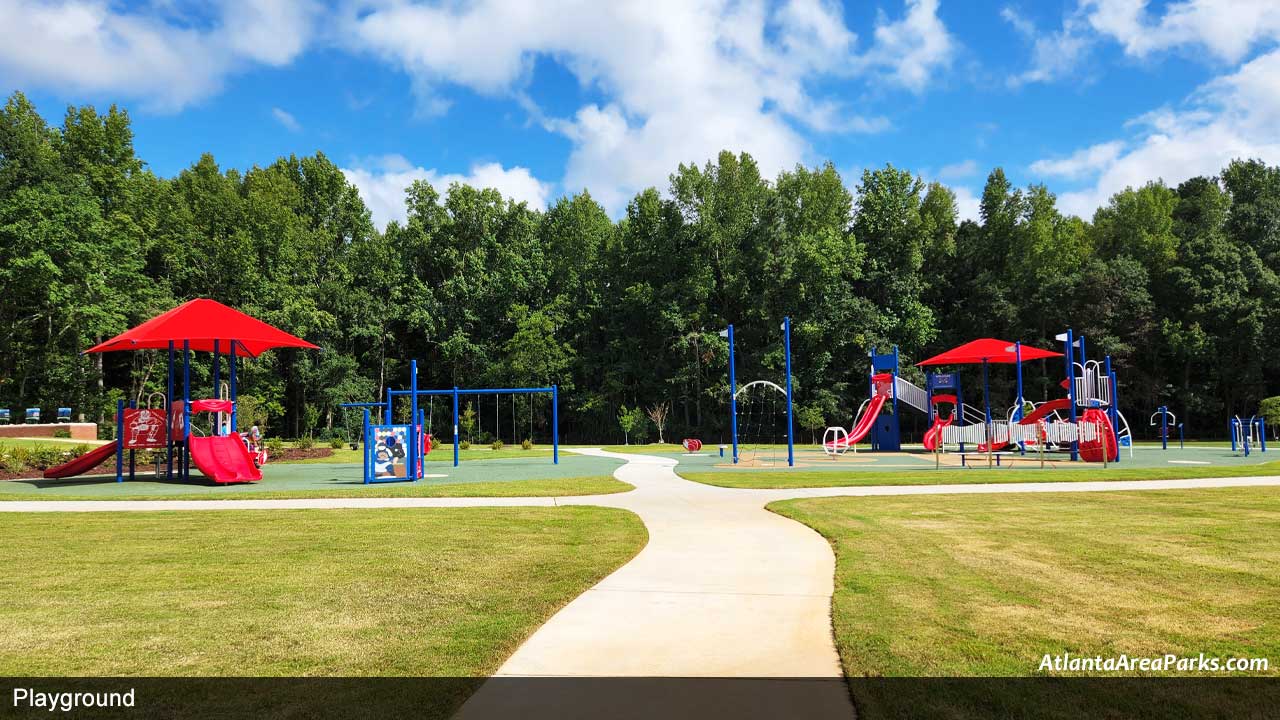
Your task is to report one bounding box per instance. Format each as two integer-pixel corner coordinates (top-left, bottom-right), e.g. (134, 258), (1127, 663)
(271, 107), (301, 132)
(953, 185), (981, 222)
(1002, 5), (1092, 86)
(1083, 0), (1280, 63)
(856, 0), (956, 92)
(1029, 141), (1124, 180)
(0, 0), (318, 111)
(1047, 49), (1280, 217)
(342, 0), (955, 213)
(937, 159), (979, 179)
(341, 154), (552, 229)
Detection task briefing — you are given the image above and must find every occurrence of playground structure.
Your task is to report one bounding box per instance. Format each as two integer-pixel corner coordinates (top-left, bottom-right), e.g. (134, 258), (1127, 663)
(824, 332), (1133, 465)
(724, 317), (795, 467)
(1231, 415), (1267, 457)
(349, 359), (560, 484)
(41, 299), (318, 484)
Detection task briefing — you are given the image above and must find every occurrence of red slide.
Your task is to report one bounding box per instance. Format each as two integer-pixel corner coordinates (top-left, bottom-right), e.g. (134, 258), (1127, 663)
(922, 415), (952, 451)
(188, 435), (262, 484)
(825, 394), (888, 450)
(42, 442), (118, 479)
(978, 398), (1073, 452)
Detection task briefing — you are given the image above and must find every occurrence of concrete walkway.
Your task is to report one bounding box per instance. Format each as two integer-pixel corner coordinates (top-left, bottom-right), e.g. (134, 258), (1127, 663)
(7, 452), (1280, 719)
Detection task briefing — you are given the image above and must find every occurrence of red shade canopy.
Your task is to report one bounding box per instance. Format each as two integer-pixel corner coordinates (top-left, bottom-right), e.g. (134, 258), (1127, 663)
(916, 338), (1060, 367)
(84, 299), (320, 358)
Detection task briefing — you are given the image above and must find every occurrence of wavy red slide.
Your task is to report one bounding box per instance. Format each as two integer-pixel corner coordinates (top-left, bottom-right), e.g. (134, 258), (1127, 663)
(825, 393), (888, 450)
(188, 435), (262, 483)
(922, 415), (952, 451)
(978, 398), (1073, 452)
(42, 442), (118, 479)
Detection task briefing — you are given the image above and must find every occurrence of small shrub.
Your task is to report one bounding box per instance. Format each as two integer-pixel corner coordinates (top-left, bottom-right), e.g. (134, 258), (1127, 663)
(521, 439), (533, 450)
(52, 427), (71, 439)
(329, 437), (344, 449)
(296, 435), (315, 451)
(460, 440), (471, 450)
(266, 437), (285, 454)
(491, 439), (504, 451)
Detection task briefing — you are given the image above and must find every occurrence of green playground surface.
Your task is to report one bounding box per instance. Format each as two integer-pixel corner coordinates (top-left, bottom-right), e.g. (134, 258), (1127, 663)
(0, 453), (630, 500)
(674, 444), (1280, 489)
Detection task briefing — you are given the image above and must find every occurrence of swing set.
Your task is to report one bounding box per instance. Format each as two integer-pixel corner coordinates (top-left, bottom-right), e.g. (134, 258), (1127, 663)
(345, 360), (560, 484)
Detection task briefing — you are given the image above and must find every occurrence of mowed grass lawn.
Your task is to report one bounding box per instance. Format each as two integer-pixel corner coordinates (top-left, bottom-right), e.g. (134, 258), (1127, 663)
(0, 475), (630, 501)
(771, 488), (1280, 718)
(682, 460), (1280, 489)
(0, 507), (646, 716)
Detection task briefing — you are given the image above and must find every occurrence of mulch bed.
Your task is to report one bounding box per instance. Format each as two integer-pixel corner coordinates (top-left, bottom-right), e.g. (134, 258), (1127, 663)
(0, 459), (116, 482)
(274, 447), (335, 461)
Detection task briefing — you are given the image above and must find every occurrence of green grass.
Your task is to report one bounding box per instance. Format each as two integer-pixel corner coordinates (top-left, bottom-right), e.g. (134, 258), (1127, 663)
(771, 488), (1280, 717)
(681, 460), (1280, 489)
(0, 507), (647, 717)
(0, 475), (630, 501)
(0, 436), (107, 448)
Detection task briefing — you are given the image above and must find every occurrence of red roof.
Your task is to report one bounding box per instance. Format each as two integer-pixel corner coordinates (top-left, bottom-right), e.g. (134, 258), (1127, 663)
(916, 338), (1060, 366)
(84, 299), (320, 358)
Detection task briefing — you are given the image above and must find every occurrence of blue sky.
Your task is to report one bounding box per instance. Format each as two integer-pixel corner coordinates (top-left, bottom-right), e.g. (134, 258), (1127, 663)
(3, 0), (1279, 227)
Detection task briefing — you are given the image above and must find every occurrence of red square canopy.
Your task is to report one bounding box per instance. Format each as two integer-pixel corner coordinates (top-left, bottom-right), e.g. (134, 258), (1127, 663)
(84, 299), (319, 358)
(916, 338), (1059, 366)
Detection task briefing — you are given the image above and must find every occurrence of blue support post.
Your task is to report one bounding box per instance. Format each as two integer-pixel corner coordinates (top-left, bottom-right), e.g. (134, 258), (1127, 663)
(1015, 342), (1025, 454)
(115, 398), (125, 482)
(229, 342), (238, 432)
(128, 399), (136, 481)
(1065, 329), (1079, 461)
(728, 324), (739, 464)
(784, 317), (794, 468)
(452, 386), (460, 468)
(362, 408), (372, 484)
(892, 346), (900, 449)
(167, 342), (175, 480)
(1260, 417), (1267, 452)
(1159, 405), (1168, 450)
(552, 384), (560, 465)
(182, 340), (191, 481)
(212, 340), (220, 434)
(1231, 418), (1238, 453)
(410, 360), (419, 481)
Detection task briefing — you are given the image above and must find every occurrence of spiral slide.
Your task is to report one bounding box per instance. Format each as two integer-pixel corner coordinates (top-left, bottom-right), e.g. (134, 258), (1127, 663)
(824, 394), (889, 450)
(922, 415), (952, 451)
(188, 435), (262, 484)
(42, 442), (118, 479)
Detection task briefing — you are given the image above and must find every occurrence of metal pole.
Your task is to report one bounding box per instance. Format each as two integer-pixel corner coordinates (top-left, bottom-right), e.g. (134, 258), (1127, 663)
(115, 398), (125, 482)
(1015, 342), (1024, 455)
(728, 324), (738, 463)
(983, 359), (992, 468)
(1065, 329), (1078, 461)
(182, 340), (191, 481)
(212, 340), (220, 434)
(784, 317), (794, 467)
(362, 408), (371, 484)
(128, 399), (136, 481)
(229, 342), (238, 433)
(552, 384), (560, 465)
(452, 386), (460, 468)
(1160, 405), (1168, 450)
(166, 342), (175, 480)
(410, 359), (419, 480)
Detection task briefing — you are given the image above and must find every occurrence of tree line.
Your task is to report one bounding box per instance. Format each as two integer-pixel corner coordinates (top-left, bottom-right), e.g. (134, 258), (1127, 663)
(2, 91), (1277, 443)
